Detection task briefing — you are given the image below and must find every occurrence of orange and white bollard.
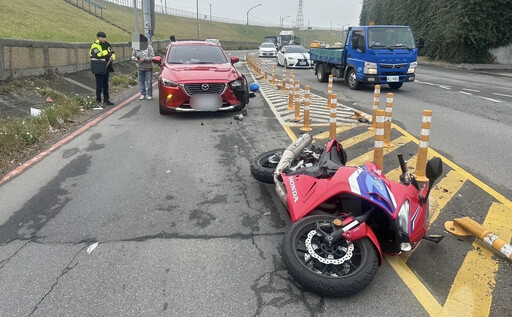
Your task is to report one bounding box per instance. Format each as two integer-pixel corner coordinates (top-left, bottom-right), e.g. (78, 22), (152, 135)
(369, 85), (381, 131)
(326, 93), (332, 109)
(293, 80), (302, 122)
(300, 85), (312, 132)
(328, 74), (334, 95)
(264, 62), (268, 81)
(281, 67), (287, 92)
(373, 109), (385, 170)
(414, 110), (432, 182)
(383, 93), (394, 147)
(288, 77), (295, 110)
(329, 93), (338, 139)
(271, 64), (276, 85)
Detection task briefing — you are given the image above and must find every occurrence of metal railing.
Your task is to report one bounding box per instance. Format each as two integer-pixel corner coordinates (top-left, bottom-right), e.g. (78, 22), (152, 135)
(64, 0), (105, 18)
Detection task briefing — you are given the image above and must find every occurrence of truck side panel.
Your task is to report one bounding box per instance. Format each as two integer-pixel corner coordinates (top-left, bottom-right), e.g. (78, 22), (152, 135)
(310, 48), (345, 66)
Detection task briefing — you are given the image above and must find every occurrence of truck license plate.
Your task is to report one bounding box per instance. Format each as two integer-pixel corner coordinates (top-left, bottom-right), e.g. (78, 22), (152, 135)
(387, 76), (399, 82)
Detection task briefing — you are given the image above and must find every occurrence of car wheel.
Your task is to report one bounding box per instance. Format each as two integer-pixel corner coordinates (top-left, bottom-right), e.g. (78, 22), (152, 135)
(316, 63), (328, 83)
(346, 68), (360, 90)
(388, 82), (403, 90)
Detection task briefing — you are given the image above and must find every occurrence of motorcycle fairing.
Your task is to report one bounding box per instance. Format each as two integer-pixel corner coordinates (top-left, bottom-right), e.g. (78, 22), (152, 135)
(341, 218), (383, 265)
(349, 164), (397, 215)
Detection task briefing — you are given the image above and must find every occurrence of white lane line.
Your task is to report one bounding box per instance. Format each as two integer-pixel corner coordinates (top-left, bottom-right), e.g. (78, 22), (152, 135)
(492, 92), (512, 98)
(439, 85), (451, 90)
(414, 80), (451, 90)
(481, 97), (502, 103)
(459, 91), (472, 95)
(463, 88), (480, 92)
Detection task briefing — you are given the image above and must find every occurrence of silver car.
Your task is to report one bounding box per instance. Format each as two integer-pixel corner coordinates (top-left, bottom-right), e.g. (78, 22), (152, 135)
(258, 42), (277, 58)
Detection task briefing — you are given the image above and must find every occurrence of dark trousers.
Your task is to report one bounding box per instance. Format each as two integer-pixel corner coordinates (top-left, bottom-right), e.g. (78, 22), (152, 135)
(95, 72), (110, 103)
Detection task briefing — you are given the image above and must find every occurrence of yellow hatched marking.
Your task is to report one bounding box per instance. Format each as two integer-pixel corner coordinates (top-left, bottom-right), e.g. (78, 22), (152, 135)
(341, 130), (375, 149)
(429, 170), (466, 224)
(347, 135), (409, 167)
(386, 255), (442, 316)
(441, 202), (512, 317)
(385, 155), (418, 183)
(313, 125), (356, 140)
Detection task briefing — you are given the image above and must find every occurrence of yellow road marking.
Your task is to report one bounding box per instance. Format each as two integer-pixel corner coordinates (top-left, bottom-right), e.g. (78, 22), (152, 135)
(341, 130), (375, 149)
(386, 155), (418, 183)
(386, 255), (443, 316)
(429, 170), (467, 224)
(440, 202), (512, 316)
(311, 125), (356, 140)
(347, 135), (409, 167)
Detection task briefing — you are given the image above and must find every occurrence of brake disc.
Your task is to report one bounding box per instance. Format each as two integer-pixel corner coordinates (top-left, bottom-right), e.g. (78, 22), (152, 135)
(305, 230), (354, 265)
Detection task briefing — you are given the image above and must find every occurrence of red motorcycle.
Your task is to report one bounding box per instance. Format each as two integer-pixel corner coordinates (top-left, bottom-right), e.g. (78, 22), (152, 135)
(251, 133), (444, 297)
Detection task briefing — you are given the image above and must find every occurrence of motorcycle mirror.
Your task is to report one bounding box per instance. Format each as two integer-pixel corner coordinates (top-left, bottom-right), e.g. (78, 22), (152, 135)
(426, 157), (443, 181)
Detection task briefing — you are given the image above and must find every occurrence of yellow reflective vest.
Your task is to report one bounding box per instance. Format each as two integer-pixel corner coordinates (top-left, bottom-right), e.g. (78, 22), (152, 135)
(89, 39), (116, 61)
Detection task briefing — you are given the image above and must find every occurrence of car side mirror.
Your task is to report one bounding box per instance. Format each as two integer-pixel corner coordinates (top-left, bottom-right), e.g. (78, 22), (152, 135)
(152, 56), (162, 66)
(231, 56), (239, 64)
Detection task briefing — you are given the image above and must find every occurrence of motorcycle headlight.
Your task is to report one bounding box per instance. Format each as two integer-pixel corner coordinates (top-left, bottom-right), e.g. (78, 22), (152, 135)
(408, 61), (417, 74)
(398, 200), (410, 234)
(161, 77), (179, 87)
(364, 62), (378, 75)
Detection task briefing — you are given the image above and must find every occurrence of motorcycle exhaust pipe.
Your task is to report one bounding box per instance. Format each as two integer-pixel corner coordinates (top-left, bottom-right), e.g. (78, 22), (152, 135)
(273, 133), (313, 206)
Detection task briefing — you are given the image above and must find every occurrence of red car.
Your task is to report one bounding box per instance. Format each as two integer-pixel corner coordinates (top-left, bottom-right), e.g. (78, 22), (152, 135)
(152, 41), (249, 114)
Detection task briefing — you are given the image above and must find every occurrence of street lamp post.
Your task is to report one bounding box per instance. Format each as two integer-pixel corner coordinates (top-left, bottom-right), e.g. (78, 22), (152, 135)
(281, 15), (291, 28)
(196, 0), (199, 39)
(246, 4), (262, 50)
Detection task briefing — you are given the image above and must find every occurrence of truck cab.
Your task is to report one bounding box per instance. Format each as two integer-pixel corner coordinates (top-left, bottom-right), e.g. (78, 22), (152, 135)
(347, 25), (418, 89)
(310, 25), (419, 90)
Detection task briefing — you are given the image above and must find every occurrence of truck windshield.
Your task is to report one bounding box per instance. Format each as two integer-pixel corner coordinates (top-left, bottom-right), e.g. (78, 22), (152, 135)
(368, 27), (415, 49)
(281, 35), (292, 42)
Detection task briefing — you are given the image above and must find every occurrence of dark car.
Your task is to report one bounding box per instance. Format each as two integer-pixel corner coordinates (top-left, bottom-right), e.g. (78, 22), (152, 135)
(152, 41), (249, 114)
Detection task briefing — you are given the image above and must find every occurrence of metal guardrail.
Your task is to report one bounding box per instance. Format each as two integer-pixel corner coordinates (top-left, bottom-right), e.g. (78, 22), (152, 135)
(64, 0), (105, 19)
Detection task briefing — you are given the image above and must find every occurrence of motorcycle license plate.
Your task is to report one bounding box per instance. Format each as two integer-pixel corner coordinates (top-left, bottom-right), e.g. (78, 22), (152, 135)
(190, 94), (222, 111)
(387, 76), (399, 82)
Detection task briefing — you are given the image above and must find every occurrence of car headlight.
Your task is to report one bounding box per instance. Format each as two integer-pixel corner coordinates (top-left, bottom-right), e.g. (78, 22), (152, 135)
(398, 200), (410, 234)
(161, 77), (179, 87)
(229, 78), (246, 90)
(408, 61), (417, 74)
(364, 62), (378, 75)
(287, 57), (297, 61)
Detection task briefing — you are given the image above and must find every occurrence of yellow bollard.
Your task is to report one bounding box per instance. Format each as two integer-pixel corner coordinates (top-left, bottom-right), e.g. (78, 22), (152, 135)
(373, 109), (385, 170)
(414, 110), (432, 182)
(300, 86), (312, 132)
(445, 217), (512, 261)
(329, 93), (338, 139)
(293, 80), (302, 122)
(328, 74), (333, 95)
(288, 79), (295, 110)
(281, 67), (287, 92)
(264, 62), (268, 81)
(326, 93), (332, 109)
(272, 64), (276, 85)
(383, 93), (394, 147)
(369, 85), (380, 131)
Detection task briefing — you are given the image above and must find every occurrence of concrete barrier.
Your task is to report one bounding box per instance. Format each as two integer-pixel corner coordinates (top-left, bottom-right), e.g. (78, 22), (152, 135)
(0, 38), (258, 81)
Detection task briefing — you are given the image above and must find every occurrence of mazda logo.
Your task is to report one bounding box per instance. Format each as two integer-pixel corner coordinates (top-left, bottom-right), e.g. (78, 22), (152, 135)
(201, 84), (210, 90)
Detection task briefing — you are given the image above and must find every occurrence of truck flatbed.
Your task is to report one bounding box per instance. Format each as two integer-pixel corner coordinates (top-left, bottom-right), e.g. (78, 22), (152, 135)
(310, 47), (345, 65)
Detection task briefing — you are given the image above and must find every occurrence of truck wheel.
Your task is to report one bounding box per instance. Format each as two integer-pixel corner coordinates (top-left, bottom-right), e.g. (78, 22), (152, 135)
(316, 64), (328, 83)
(388, 82), (403, 90)
(346, 68), (360, 90)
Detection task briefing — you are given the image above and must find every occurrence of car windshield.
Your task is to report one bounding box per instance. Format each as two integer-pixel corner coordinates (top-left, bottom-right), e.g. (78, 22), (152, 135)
(168, 45), (227, 64)
(368, 27), (416, 49)
(285, 46), (307, 53)
(261, 43), (275, 48)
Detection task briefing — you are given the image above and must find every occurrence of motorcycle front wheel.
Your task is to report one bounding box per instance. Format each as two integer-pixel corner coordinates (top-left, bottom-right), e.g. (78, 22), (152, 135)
(250, 149), (285, 184)
(281, 215), (379, 297)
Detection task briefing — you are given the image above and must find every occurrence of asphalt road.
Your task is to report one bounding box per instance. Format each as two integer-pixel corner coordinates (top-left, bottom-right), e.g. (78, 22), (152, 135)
(0, 55), (511, 316)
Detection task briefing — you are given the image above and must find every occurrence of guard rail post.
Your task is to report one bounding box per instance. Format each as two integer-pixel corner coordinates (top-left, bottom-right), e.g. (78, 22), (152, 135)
(300, 85), (312, 132)
(383, 93), (394, 147)
(414, 110), (432, 182)
(373, 109), (385, 170)
(329, 93), (338, 139)
(369, 84), (380, 131)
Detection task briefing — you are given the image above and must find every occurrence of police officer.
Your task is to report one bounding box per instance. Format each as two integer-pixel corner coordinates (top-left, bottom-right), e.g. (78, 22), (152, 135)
(90, 31), (115, 107)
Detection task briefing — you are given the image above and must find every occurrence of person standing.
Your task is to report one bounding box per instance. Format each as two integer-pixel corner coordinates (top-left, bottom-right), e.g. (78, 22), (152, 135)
(89, 31), (115, 107)
(131, 42), (155, 100)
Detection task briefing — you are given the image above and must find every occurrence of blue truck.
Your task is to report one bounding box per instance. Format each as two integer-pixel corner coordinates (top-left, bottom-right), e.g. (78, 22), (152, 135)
(310, 25), (422, 90)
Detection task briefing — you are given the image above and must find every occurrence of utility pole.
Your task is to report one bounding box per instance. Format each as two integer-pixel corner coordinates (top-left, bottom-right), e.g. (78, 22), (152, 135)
(210, 4), (212, 21)
(133, 0), (138, 33)
(196, 0), (200, 39)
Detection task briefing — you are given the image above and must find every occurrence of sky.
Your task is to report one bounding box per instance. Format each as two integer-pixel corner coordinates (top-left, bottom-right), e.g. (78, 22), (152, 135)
(160, 0), (363, 29)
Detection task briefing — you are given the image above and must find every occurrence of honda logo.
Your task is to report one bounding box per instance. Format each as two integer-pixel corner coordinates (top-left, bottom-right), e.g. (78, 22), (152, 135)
(201, 84), (210, 90)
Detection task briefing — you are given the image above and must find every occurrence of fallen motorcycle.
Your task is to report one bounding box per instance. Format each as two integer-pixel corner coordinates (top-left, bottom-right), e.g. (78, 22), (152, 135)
(251, 133), (444, 297)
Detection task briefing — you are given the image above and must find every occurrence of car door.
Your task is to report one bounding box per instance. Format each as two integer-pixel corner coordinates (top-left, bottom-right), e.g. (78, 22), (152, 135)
(346, 29), (366, 80)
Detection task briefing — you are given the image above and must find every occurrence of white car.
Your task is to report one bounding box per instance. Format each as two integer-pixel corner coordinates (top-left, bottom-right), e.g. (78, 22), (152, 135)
(205, 38), (221, 47)
(277, 45), (312, 68)
(258, 42), (277, 57)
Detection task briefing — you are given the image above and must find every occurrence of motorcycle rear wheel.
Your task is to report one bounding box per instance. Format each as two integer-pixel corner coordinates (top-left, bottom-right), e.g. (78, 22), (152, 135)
(250, 149), (286, 184)
(282, 215), (378, 297)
